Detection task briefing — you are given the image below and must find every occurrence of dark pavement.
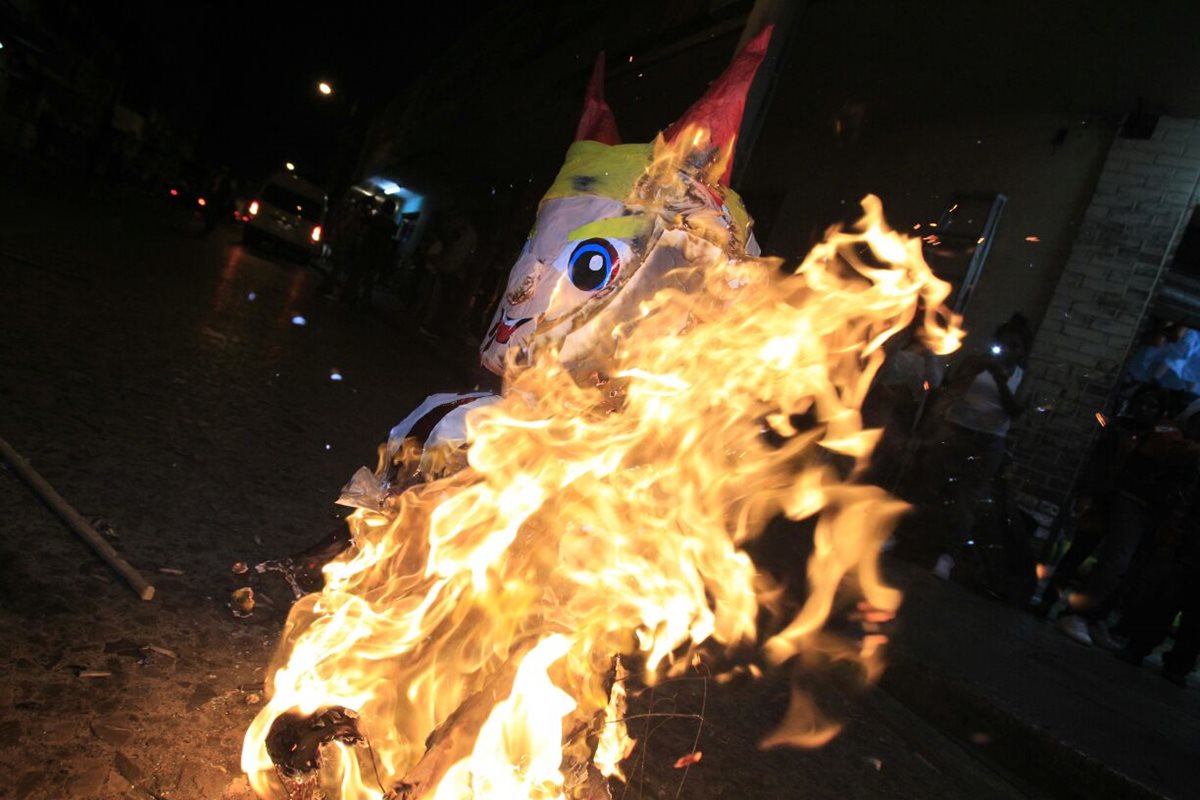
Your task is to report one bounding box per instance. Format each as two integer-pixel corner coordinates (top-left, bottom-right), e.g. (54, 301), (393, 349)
(0, 160), (1189, 799)
(881, 560), (1200, 800)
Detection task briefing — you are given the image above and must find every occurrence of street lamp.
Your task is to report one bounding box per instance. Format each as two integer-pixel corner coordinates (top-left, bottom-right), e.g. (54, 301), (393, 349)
(285, 162), (295, 172)
(317, 81), (333, 96)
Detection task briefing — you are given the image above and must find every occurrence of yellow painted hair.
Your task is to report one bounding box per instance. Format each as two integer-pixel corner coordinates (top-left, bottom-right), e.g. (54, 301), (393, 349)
(542, 139), (754, 246)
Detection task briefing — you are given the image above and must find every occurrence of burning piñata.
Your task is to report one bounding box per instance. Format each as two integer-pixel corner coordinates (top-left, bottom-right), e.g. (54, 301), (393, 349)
(242, 26), (963, 799)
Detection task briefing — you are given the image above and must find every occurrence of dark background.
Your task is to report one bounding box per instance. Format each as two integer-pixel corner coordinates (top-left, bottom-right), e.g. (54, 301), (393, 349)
(90, 0), (455, 177)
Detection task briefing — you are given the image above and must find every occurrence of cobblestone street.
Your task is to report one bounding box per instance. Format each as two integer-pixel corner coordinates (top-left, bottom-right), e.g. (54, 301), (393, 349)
(0, 166), (462, 799)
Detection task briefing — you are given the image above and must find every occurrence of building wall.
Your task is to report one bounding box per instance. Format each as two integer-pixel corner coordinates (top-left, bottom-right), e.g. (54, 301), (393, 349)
(741, 110), (1115, 351)
(1011, 116), (1200, 508)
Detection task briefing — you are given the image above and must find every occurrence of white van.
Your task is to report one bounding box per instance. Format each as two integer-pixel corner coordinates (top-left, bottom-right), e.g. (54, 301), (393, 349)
(243, 172), (327, 257)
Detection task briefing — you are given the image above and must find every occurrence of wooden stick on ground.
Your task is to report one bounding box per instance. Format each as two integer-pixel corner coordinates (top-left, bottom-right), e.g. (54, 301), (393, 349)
(0, 435), (156, 601)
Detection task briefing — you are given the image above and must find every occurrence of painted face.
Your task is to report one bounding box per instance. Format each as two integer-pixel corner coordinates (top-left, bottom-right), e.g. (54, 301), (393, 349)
(481, 195), (650, 374)
(476, 27), (773, 378)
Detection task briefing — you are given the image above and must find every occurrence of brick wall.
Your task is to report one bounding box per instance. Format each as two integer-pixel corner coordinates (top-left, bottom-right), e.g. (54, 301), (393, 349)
(1013, 116), (1200, 510)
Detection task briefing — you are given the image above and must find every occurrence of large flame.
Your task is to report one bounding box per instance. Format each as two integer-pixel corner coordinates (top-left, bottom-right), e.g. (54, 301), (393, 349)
(242, 136), (961, 799)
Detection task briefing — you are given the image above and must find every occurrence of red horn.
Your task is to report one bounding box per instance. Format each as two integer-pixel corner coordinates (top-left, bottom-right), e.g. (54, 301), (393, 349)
(667, 25), (774, 183)
(574, 52), (622, 145)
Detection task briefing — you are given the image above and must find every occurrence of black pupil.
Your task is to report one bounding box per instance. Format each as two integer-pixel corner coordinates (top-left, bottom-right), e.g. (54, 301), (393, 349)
(569, 238), (617, 291)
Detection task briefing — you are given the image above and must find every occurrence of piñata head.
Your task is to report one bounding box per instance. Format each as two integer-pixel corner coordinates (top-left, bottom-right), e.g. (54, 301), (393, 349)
(480, 27), (773, 376)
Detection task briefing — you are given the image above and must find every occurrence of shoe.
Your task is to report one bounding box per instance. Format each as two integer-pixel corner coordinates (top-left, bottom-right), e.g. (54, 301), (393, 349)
(932, 554), (955, 580)
(1056, 614), (1093, 646)
(1087, 621), (1126, 651)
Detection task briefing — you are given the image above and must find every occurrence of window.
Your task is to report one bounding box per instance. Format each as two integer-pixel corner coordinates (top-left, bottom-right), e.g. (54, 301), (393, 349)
(262, 185), (322, 221)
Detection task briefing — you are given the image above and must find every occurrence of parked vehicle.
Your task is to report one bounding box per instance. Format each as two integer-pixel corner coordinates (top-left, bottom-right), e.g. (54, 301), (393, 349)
(243, 172), (327, 259)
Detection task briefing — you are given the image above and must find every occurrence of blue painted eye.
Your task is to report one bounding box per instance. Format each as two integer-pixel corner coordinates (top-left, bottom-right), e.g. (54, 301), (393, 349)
(568, 238), (619, 291)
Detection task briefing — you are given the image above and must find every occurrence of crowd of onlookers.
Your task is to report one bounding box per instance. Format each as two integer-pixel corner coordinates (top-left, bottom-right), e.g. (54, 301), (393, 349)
(866, 315), (1199, 688)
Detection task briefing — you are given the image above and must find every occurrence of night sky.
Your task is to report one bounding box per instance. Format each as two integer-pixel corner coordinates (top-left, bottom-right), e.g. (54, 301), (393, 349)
(99, 1), (455, 180)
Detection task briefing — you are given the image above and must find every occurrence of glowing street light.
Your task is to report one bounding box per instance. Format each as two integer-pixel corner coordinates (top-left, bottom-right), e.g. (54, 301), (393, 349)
(285, 162), (295, 171)
(317, 81), (333, 96)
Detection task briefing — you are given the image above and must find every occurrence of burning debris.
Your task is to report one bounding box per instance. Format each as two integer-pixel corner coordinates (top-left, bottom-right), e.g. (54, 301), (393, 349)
(255, 526), (354, 598)
(231, 587), (256, 618)
(266, 707), (365, 780)
(241, 27), (961, 800)
(143, 644), (179, 659)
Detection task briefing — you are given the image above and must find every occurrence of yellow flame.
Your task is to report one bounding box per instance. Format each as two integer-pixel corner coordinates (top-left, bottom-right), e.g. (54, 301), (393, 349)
(592, 658), (635, 781)
(433, 635), (577, 800)
(242, 131), (961, 799)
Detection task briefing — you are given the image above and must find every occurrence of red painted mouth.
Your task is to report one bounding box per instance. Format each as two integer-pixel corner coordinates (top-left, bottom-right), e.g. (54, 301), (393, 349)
(489, 310), (533, 346)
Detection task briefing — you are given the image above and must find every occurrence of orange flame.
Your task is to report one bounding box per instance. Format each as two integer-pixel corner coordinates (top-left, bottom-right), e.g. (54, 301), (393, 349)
(242, 137), (961, 798)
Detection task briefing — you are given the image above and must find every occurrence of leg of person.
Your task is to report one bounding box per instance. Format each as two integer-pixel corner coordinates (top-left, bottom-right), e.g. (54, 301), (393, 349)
(341, 261), (365, 305)
(1035, 511), (1105, 617)
(1059, 493), (1148, 644)
(1162, 564), (1200, 684)
(1076, 492), (1151, 617)
(419, 274), (444, 334)
(935, 427), (1005, 579)
(960, 430), (1006, 537)
(931, 425), (973, 578)
(318, 254), (342, 295)
(1050, 509), (1107, 591)
(1114, 555), (1176, 665)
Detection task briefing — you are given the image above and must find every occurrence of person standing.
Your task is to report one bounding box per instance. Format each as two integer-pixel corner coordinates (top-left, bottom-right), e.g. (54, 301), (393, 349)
(1115, 417), (1200, 685)
(1054, 408), (1200, 646)
(1035, 387), (1167, 641)
(931, 313), (1033, 579)
(433, 214), (477, 337)
(199, 166), (233, 236)
(344, 199), (397, 310)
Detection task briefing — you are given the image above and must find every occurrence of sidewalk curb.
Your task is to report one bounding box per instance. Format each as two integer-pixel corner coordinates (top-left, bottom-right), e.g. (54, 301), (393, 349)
(880, 653), (1166, 800)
